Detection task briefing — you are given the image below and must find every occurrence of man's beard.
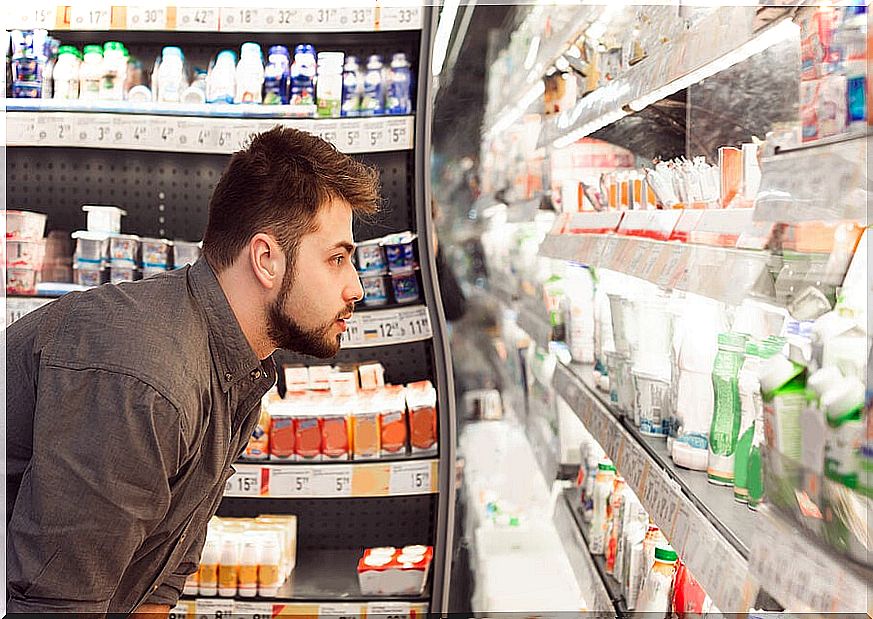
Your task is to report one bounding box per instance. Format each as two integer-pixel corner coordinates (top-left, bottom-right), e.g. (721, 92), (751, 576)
(267, 278), (354, 359)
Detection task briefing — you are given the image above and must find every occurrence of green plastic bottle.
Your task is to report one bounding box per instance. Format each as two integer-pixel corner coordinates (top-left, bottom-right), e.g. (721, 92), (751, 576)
(708, 332), (748, 486)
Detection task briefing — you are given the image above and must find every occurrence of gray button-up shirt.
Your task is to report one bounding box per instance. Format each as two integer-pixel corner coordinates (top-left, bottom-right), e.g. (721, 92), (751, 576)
(6, 257), (276, 615)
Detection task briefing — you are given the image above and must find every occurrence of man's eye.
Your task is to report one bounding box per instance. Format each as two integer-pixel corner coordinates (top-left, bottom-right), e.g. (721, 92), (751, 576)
(332, 255), (345, 266)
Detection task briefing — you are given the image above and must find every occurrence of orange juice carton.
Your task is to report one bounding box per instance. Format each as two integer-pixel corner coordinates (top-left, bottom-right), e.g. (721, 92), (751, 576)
(406, 380), (438, 455)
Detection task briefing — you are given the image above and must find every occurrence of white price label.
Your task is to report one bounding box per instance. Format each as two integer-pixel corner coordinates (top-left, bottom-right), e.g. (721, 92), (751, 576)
(670, 503), (693, 556)
(620, 444), (649, 494)
(366, 602), (411, 619)
(389, 461), (433, 495)
(195, 598), (234, 617)
(385, 119), (411, 148)
(339, 318), (364, 347)
(270, 466), (313, 497)
(639, 244), (663, 281)
(260, 7), (303, 29)
(366, 125), (385, 150)
(34, 115), (55, 142)
(599, 237), (619, 269)
(154, 118), (178, 148)
(359, 308), (431, 345)
(215, 127), (234, 151)
(642, 472), (678, 535)
(224, 467), (261, 497)
(312, 466), (352, 496)
(234, 601), (274, 618)
(341, 122), (364, 152)
(176, 7), (219, 31)
(233, 124), (258, 151)
(603, 423), (623, 465)
(626, 243), (648, 277)
(126, 6), (167, 30)
(110, 116), (129, 146)
(219, 7), (261, 31)
(5, 298), (51, 328)
(378, 6), (422, 30)
(6, 114), (33, 144)
(69, 5), (112, 30)
(130, 121), (151, 146)
(55, 118), (73, 144)
(319, 603), (362, 619)
(8, 7), (57, 29)
(315, 121), (339, 146)
(345, 7), (376, 29)
(72, 115), (96, 144)
(302, 7), (340, 29)
(713, 553), (750, 613)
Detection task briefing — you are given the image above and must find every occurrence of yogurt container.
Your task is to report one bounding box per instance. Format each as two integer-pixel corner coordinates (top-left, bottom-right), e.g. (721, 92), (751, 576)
(634, 369), (671, 438)
(355, 239), (387, 274)
(381, 232), (417, 273)
(6, 267), (38, 295)
(173, 240), (201, 267)
(6, 239), (46, 269)
(72, 230), (109, 264)
(110, 265), (138, 284)
(142, 265), (168, 279)
(82, 205), (126, 234)
(361, 274), (389, 306)
(74, 262), (103, 287)
(4, 210), (47, 240)
(390, 270), (420, 303)
(109, 234), (140, 266)
(141, 237), (173, 267)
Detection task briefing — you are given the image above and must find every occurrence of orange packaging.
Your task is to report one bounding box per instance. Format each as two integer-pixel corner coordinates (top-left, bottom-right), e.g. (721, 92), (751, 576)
(380, 387), (409, 457)
(269, 414), (296, 461)
(322, 401), (352, 461)
(719, 146), (742, 208)
(352, 394), (381, 460)
(295, 415), (323, 460)
(358, 361), (386, 391)
(283, 364), (309, 391)
(406, 381), (438, 454)
(244, 406), (271, 460)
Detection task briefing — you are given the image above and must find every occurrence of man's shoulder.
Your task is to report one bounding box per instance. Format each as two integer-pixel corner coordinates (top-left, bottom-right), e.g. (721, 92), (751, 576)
(44, 270), (212, 401)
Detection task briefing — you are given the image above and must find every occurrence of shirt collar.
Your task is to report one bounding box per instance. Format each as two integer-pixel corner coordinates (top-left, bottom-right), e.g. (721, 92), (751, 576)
(188, 257), (276, 393)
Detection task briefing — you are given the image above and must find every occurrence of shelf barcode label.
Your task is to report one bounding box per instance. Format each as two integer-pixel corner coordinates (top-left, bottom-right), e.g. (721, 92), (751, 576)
(389, 461), (433, 495)
(620, 445), (649, 497)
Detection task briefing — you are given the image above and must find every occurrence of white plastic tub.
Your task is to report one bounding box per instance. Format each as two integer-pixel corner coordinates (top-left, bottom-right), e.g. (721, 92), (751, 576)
(4, 210), (47, 241)
(6, 267), (39, 294)
(141, 237), (173, 267)
(74, 263), (103, 287)
(6, 239), (46, 269)
(72, 230), (109, 264)
(173, 240), (201, 267)
(109, 234), (140, 265)
(83, 205), (126, 234)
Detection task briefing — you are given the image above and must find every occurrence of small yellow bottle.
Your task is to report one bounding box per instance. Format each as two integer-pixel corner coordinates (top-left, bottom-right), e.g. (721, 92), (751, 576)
(218, 538), (238, 597)
(198, 538), (220, 596)
(238, 537), (260, 598)
(258, 536), (282, 598)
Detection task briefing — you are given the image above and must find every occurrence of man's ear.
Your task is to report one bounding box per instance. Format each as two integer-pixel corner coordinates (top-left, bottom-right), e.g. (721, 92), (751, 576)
(249, 233), (284, 291)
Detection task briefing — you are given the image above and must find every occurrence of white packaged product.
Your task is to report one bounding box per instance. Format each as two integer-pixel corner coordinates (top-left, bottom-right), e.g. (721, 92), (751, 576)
(100, 41), (126, 100)
(83, 205), (126, 234)
(589, 462), (615, 554)
(636, 544), (678, 614)
(218, 537), (238, 597)
(237, 536), (260, 598)
(198, 537), (220, 596)
(53, 46), (81, 100)
(258, 536), (282, 597)
(157, 46), (187, 103)
(236, 43), (265, 104)
(79, 45), (104, 101)
(207, 50), (237, 104)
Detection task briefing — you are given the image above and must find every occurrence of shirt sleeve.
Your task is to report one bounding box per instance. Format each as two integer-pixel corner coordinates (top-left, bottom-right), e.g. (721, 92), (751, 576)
(6, 364), (184, 615)
(142, 527), (206, 607)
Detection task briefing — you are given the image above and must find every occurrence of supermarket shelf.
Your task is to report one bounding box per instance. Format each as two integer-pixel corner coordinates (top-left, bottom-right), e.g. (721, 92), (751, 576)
(755, 131), (869, 224)
(177, 549), (428, 617)
(748, 506), (873, 615)
(6, 109), (415, 155)
(224, 459), (439, 499)
(3, 5), (424, 33)
(4, 295), (55, 328)
(552, 361), (756, 613)
(340, 305), (432, 349)
(539, 233), (769, 306)
(557, 488), (628, 617)
(525, 406), (560, 487)
(516, 302), (553, 351)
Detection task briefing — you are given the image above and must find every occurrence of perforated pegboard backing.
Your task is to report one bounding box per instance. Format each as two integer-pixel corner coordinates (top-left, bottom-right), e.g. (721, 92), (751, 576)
(274, 339), (434, 388)
(6, 148), (415, 242)
(217, 495), (437, 551)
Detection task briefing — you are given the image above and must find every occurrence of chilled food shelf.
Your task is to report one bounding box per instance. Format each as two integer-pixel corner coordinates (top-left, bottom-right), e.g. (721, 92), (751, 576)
(3, 5), (424, 33)
(539, 234), (769, 307)
(516, 302), (554, 354)
(224, 459), (439, 499)
(559, 488), (628, 617)
(6, 110), (416, 155)
(551, 361), (753, 613)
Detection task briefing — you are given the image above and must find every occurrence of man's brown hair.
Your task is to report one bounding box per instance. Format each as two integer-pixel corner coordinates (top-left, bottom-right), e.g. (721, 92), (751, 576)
(202, 125), (380, 273)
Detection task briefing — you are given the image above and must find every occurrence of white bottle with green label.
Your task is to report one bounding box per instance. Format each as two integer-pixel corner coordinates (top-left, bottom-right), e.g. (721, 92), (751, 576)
(759, 354), (807, 508)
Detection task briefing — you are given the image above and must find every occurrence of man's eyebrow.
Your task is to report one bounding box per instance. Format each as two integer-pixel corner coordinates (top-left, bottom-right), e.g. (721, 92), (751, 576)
(328, 241), (356, 254)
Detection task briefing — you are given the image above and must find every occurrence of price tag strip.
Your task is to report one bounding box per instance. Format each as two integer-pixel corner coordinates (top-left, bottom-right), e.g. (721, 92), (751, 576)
(366, 601), (412, 619)
(234, 601), (276, 618)
(5, 6), (58, 30)
(69, 4), (112, 30)
(223, 464), (265, 497)
(5, 297), (52, 328)
(389, 460), (436, 495)
(7, 112), (414, 155)
(341, 305), (432, 348)
(194, 597), (235, 617)
(319, 603), (364, 619)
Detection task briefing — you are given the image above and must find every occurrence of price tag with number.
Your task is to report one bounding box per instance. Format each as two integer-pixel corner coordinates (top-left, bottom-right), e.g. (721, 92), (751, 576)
(341, 121), (364, 152)
(315, 121), (340, 146)
(319, 603), (362, 619)
(195, 598), (234, 618)
(642, 472), (679, 534)
(312, 466), (352, 497)
(176, 7), (219, 31)
(130, 120), (151, 146)
(219, 7), (262, 31)
(69, 5), (112, 30)
(340, 317), (363, 347)
(126, 6), (167, 30)
(620, 443), (649, 495)
(378, 6), (422, 30)
(235, 601), (275, 618)
(626, 242), (648, 278)
(168, 599), (195, 619)
(639, 243), (663, 281)
(389, 461), (433, 495)
(270, 466), (313, 497)
(153, 118), (178, 148)
(260, 7), (303, 30)
(7, 7), (57, 29)
(603, 423), (623, 465)
(365, 123), (386, 151)
(343, 6), (376, 30)
(224, 466), (261, 497)
(366, 602), (411, 619)
(54, 117), (74, 145)
(385, 118), (412, 148)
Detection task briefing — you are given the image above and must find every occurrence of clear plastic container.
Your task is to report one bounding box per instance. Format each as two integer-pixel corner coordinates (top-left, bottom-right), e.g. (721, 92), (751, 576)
(72, 230), (108, 263)
(82, 205), (126, 234)
(633, 369), (671, 438)
(109, 234), (140, 265)
(141, 237), (173, 267)
(6, 239), (46, 269)
(74, 262), (103, 287)
(110, 265), (138, 284)
(7, 267), (39, 295)
(5, 210), (47, 240)
(173, 240), (201, 267)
